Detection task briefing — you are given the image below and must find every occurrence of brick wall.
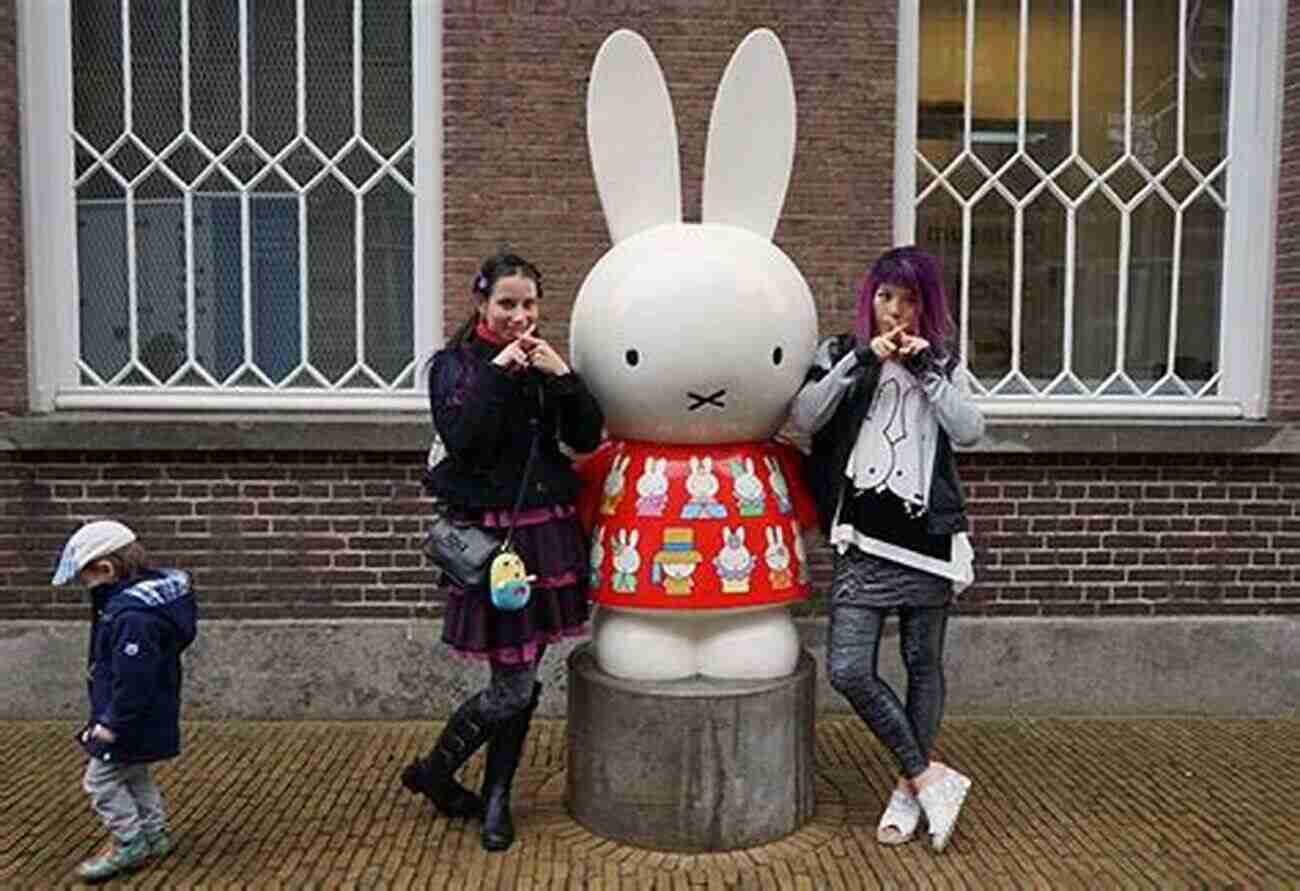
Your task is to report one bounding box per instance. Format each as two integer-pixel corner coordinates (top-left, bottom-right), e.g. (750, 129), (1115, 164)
(792, 452), (1300, 619)
(0, 451), (433, 621)
(1272, 0), (1300, 419)
(442, 0), (898, 356)
(4, 5), (1300, 623)
(954, 453), (1300, 617)
(3, 449), (1299, 620)
(0, 0), (25, 417)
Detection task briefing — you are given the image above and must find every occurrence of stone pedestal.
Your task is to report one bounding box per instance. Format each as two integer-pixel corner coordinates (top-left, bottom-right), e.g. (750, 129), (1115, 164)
(565, 644), (816, 852)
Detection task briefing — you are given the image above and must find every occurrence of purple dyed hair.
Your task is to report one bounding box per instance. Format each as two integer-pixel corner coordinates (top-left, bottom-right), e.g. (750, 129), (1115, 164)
(854, 246), (955, 353)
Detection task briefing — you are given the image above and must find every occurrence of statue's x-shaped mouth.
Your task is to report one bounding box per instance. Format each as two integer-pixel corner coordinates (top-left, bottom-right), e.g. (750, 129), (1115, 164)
(688, 389), (727, 411)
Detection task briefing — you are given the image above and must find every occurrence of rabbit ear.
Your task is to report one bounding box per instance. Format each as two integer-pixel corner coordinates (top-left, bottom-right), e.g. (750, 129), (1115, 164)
(656, 458), (667, 473)
(702, 29), (796, 239)
(745, 457), (756, 473)
(690, 456), (699, 472)
(702, 457), (713, 471)
(587, 29), (682, 243)
(644, 457), (654, 472)
(736, 528), (745, 544)
(630, 530), (639, 547)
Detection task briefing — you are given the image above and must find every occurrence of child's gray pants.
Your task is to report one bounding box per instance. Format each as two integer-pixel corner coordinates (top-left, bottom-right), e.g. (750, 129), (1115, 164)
(82, 758), (167, 842)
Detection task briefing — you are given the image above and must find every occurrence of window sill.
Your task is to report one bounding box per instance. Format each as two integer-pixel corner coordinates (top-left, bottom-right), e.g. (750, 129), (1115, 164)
(970, 419), (1298, 454)
(0, 412), (433, 452)
(2, 414), (1298, 455)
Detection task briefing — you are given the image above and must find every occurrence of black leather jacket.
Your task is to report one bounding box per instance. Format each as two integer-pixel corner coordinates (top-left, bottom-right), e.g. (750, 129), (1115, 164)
(796, 334), (980, 538)
(423, 334), (604, 510)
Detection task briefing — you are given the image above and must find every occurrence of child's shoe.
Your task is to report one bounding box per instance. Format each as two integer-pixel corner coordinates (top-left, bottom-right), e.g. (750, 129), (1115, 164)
(75, 834), (151, 882)
(144, 827), (171, 859)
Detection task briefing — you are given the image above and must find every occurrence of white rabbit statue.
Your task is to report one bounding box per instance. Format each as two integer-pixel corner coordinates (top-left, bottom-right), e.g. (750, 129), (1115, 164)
(572, 28), (819, 681)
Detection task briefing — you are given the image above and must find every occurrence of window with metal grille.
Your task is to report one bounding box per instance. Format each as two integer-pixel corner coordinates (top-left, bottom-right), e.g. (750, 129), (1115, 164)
(897, 1), (1282, 418)
(22, 0), (439, 411)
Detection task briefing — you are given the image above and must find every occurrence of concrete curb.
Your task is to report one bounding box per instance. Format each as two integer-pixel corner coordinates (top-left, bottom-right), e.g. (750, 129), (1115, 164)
(3, 615), (1295, 719)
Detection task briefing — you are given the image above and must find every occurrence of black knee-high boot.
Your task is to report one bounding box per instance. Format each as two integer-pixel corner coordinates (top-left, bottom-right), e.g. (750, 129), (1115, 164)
(401, 692), (501, 819)
(480, 682), (541, 851)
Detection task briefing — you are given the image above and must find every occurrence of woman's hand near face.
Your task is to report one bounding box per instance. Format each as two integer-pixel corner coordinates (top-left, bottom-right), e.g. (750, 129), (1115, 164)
(897, 333), (930, 357)
(520, 334), (571, 376)
(492, 339), (532, 372)
(870, 324), (906, 360)
(871, 324), (929, 362)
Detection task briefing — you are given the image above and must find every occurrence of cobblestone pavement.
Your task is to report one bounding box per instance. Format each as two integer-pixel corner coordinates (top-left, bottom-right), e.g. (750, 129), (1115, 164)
(2, 718), (1296, 889)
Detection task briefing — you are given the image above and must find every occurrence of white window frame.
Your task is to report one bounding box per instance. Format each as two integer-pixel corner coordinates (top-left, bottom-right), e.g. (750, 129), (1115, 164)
(895, 0), (1285, 419)
(19, 0), (442, 412)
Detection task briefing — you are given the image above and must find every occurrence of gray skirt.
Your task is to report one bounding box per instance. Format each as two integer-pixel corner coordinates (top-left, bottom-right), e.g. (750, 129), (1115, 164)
(829, 545), (953, 609)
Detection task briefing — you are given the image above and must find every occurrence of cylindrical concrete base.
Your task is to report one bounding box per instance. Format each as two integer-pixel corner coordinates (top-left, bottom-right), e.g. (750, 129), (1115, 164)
(565, 644), (816, 852)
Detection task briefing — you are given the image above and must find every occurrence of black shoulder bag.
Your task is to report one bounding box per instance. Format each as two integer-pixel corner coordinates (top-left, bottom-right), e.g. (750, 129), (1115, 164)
(422, 405), (543, 607)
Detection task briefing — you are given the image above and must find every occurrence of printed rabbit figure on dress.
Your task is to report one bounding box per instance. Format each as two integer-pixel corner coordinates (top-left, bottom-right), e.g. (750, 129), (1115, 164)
(764, 526), (794, 590)
(765, 455), (794, 515)
(611, 529), (642, 593)
(572, 28), (819, 680)
(682, 457), (726, 519)
(731, 458), (767, 517)
(635, 457), (669, 517)
(600, 454), (632, 515)
(714, 527), (756, 593)
(589, 523), (607, 588)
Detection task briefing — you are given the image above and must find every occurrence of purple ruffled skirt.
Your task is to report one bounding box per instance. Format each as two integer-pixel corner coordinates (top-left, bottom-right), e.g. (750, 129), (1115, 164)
(439, 504), (590, 665)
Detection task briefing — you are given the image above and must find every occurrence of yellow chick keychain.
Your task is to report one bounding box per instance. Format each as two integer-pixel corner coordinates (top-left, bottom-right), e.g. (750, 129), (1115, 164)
(489, 549), (535, 611)
(489, 400), (543, 612)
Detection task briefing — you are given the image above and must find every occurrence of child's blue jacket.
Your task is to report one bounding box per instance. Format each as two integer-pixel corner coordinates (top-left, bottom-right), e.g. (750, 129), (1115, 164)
(84, 569), (199, 764)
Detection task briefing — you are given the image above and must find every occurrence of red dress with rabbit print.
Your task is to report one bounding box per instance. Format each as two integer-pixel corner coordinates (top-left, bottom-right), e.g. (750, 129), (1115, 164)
(576, 439), (817, 609)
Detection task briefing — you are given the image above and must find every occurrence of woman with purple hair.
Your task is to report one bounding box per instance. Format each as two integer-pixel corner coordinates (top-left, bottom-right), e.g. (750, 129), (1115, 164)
(790, 246), (984, 853)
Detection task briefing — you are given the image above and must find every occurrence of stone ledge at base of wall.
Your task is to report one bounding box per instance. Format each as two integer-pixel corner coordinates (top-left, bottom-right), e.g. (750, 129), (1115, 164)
(2, 616), (1295, 720)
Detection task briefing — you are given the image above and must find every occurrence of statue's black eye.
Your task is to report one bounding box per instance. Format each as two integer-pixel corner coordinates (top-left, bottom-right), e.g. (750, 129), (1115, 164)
(625, 349), (640, 367)
(772, 346), (783, 366)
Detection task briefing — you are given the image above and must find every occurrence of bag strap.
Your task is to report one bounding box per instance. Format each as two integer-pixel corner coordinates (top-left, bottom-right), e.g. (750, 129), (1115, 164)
(499, 384), (545, 553)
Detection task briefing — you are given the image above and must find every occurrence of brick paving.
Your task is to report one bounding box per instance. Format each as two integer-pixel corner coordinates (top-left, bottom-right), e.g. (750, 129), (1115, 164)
(1, 718), (1296, 889)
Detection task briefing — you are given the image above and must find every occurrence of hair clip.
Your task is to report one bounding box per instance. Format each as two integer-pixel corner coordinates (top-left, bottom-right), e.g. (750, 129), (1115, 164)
(474, 273), (490, 293)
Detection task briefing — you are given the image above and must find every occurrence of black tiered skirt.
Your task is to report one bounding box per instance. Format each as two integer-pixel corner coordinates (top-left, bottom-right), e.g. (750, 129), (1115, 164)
(439, 504), (590, 665)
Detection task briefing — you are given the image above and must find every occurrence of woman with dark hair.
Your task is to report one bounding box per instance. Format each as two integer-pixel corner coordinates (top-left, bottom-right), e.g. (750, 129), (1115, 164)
(790, 246), (984, 853)
(401, 252), (604, 852)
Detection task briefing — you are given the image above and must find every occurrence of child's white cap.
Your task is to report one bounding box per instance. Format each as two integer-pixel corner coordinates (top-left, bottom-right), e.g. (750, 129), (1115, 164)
(51, 520), (137, 586)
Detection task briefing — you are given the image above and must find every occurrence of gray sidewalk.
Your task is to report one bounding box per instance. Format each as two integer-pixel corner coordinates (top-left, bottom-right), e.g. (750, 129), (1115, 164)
(1, 718), (1296, 889)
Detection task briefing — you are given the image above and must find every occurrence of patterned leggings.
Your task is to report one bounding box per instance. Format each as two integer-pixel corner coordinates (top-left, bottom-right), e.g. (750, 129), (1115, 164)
(476, 644), (546, 724)
(827, 604), (949, 779)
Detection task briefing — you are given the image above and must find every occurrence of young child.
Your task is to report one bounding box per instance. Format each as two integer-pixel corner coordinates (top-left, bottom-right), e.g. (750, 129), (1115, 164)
(52, 519), (199, 883)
